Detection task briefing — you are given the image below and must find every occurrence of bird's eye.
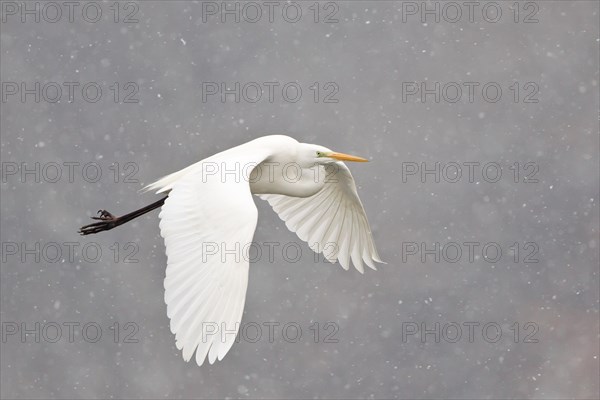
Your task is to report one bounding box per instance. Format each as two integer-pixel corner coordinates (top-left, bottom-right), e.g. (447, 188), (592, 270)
(316, 151), (323, 157)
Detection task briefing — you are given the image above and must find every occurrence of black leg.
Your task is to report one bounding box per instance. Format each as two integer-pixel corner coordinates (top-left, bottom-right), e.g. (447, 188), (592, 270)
(79, 196), (168, 235)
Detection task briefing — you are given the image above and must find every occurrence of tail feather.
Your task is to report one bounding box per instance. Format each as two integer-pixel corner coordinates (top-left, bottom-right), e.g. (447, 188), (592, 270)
(142, 161), (202, 194)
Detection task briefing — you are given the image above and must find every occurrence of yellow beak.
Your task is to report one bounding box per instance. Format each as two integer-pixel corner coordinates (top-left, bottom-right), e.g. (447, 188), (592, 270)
(327, 152), (369, 162)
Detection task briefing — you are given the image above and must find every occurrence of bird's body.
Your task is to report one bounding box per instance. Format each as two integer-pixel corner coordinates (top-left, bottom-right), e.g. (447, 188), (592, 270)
(147, 135), (327, 198)
(80, 135), (382, 366)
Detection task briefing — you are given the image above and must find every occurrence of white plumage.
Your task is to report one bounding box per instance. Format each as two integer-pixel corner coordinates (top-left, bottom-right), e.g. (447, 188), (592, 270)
(144, 135), (383, 365)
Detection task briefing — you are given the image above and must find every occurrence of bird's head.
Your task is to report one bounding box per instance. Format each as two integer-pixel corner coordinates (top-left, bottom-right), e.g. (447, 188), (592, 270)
(298, 143), (369, 167)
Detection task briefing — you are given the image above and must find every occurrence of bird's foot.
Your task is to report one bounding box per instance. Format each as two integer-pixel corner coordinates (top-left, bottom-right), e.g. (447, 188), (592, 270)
(79, 210), (120, 235)
(92, 209), (116, 220)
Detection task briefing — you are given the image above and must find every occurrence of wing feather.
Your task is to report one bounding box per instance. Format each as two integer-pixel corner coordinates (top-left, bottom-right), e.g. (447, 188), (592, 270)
(156, 149), (271, 366)
(259, 162), (382, 273)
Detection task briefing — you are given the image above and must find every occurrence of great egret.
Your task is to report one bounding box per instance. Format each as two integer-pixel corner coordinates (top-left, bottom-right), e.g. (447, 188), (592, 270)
(79, 135), (382, 365)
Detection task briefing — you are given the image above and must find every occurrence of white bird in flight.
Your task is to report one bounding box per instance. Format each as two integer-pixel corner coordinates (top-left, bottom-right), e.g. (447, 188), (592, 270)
(79, 135), (382, 365)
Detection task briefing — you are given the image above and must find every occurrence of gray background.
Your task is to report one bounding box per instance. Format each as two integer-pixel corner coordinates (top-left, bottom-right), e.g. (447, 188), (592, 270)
(1, 1), (598, 398)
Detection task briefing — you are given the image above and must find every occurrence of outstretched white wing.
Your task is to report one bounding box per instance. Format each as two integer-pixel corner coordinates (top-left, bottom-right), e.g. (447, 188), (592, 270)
(259, 162), (383, 273)
(156, 150), (271, 366)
